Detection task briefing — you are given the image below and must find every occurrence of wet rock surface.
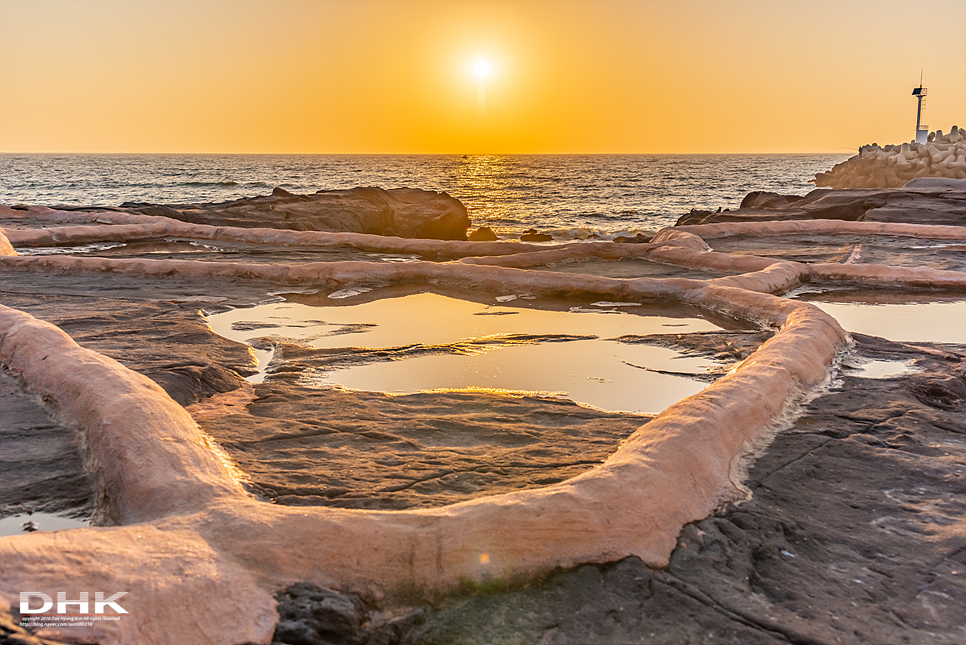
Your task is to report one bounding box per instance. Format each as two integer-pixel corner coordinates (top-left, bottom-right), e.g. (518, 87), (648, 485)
(16, 238), (422, 266)
(0, 288), (255, 407)
(614, 330), (775, 363)
(201, 384), (649, 510)
(256, 334), (966, 645)
(2, 191), (965, 644)
(530, 256), (743, 280)
(0, 371), (94, 523)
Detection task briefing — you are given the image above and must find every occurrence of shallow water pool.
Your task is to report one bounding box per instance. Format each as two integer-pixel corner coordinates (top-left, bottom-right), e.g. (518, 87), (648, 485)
(0, 512), (89, 538)
(804, 298), (966, 344)
(208, 292), (730, 415)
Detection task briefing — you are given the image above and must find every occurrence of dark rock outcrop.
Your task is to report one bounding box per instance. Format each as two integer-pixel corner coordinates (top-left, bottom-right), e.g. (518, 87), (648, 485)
(121, 186), (471, 241)
(265, 583), (420, 645)
(467, 226), (498, 241)
(520, 229), (553, 242)
(739, 191), (805, 210)
(676, 182), (966, 227)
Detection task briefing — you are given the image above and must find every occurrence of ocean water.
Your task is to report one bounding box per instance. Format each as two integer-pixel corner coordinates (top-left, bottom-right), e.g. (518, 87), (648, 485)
(0, 153), (848, 238)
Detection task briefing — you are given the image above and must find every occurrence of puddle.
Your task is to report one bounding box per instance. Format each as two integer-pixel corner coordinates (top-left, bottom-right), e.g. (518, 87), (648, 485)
(0, 512), (89, 537)
(16, 242), (125, 255)
(208, 292), (727, 414)
(847, 359), (916, 379)
(804, 300), (966, 344)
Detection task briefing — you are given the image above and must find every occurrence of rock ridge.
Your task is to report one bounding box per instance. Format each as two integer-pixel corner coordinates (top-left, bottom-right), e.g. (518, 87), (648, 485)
(121, 186), (471, 241)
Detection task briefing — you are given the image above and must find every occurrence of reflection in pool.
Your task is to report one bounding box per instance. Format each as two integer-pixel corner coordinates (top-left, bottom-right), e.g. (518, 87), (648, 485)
(848, 359), (916, 379)
(804, 299), (966, 344)
(208, 292), (729, 415)
(0, 512), (89, 538)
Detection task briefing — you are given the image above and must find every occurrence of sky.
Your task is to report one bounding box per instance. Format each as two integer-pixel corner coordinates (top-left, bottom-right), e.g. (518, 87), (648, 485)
(0, 0), (963, 154)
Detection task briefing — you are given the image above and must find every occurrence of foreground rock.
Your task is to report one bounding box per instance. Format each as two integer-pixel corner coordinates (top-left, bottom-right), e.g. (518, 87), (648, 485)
(344, 334), (964, 645)
(199, 384), (651, 510)
(0, 371), (95, 523)
(1, 193), (965, 644)
(121, 186), (471, 240)
(676, 178), (966, 227)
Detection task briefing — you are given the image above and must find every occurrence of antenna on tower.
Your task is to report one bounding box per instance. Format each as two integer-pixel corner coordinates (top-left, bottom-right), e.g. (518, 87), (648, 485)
(912, 72), (928, 144)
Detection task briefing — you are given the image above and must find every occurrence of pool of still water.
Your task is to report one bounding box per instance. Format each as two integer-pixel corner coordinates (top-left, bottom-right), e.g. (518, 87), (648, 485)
(805, 298), (966, 344)
(207, 292), (729, 415)
(0, 512), (89, 538)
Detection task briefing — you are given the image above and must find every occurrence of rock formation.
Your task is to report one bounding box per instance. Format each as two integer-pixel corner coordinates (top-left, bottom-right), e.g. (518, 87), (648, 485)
(676, 178), (966, 227)
(1, 189), (965, 645)
(121, 186), (471, 240)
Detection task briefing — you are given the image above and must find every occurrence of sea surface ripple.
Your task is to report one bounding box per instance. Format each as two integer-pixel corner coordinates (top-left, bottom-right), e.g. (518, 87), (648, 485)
(0, 154), (848, 238)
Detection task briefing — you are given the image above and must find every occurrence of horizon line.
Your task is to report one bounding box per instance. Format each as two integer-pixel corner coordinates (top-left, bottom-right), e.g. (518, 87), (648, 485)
(0, 150), (850, 156)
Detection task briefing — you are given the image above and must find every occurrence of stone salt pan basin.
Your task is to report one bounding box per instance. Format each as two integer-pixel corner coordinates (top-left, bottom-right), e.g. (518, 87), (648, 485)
(0, 255), (846, 645)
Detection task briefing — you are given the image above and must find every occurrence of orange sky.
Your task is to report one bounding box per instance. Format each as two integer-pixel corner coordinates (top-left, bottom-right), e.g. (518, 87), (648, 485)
(1, 0), (963, 154)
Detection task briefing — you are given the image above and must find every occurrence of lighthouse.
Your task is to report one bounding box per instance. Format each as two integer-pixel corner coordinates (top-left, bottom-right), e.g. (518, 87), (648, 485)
(912, 75), (928, 144)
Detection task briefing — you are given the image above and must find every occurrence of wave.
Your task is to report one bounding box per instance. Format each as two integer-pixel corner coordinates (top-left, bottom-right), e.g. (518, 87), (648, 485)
(180, 181), (239, 187)
(477, 226), (659, 242)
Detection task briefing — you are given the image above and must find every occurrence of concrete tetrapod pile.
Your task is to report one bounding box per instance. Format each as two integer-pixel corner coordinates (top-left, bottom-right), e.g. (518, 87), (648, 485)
(814, 126), (966, 188)
(1, 205), (965, 644)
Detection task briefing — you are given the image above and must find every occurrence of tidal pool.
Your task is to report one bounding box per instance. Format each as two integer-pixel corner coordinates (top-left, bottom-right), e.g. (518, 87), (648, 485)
(802, 297), (966, 344)
(208, 292), (730, 415)
(848, 359), (916, 379)
(0, 512), (89, 538)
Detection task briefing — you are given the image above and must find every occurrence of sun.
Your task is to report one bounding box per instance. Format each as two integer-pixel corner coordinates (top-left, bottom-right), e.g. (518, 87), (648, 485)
(473, 59), (492, 79)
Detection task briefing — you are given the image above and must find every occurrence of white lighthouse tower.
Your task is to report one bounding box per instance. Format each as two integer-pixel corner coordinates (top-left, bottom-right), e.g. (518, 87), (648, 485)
(912, 74), (928, 144)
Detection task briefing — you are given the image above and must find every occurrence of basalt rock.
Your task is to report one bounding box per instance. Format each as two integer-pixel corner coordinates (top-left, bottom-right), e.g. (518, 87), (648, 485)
(739, 191), (805, 210)
(519, 229), (553, 242)
(676, 181), (966, 227)
(467, 226), (498, 241)
(121, 186), (471, 241)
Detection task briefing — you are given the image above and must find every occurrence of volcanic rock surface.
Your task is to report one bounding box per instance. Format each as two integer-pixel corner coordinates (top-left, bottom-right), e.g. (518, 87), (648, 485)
(0, 370), (95, 522)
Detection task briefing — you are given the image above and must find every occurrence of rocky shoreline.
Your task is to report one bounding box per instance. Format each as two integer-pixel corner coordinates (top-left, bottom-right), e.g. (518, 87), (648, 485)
(1, 181), (965, 645)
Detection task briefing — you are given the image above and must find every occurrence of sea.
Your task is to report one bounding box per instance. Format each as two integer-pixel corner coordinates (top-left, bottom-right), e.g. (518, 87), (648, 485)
(0, 154), (848, 239)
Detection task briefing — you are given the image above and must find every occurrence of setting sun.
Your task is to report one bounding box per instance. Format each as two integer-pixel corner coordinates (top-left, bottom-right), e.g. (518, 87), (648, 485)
(0, 0), (963, 154)
(473, 59), (492, 79)
(1, 1), (965, 643)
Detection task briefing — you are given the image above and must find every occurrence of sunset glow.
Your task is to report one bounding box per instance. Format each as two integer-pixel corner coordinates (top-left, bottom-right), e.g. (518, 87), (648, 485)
(473, 59), (492, 79)
(0, 0), (963, 154)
